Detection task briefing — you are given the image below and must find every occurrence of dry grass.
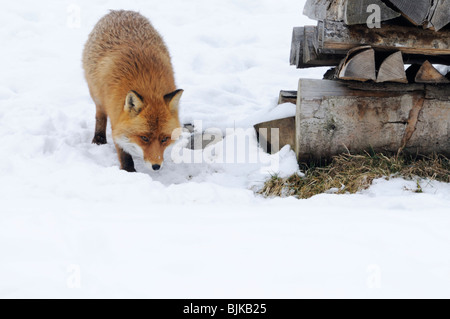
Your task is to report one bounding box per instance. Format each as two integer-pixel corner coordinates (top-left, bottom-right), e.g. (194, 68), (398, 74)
(259, 153), (450, 199)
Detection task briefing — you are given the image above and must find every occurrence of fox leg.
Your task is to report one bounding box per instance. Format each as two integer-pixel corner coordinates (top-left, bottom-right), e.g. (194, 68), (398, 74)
(92, 107), (107, 145)
(115, 144), (136, 172)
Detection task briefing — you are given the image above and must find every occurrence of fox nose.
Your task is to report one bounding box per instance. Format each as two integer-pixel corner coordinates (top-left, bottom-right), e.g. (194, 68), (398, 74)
(152, 164), (161, 171)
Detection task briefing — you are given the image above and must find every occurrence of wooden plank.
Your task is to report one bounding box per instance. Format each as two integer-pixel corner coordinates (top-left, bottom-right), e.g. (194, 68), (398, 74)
(290, 27), (303, 66)
(344, 0), (400, 25)
(295, 79), (450, 161)
(376, 51), (408, 83)
(388, 0), (433, 26)
(317, 20), (450, 56)
(303, 0), (345, 22)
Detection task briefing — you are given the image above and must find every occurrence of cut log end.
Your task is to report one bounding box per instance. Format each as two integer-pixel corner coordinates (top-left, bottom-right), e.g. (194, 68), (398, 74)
(389, 0), (432, 26)
(376, 51), (408, 83)
(415, 61), (450, 84)
(338, 47), (376, 82)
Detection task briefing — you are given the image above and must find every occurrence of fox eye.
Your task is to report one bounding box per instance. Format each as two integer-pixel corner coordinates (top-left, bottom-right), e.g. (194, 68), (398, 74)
(161, 137), (170, 144)
(140, 136), (149, 143)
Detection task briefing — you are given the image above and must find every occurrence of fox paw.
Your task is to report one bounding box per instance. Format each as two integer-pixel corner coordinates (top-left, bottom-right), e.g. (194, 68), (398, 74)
(92, 134), (107, 145)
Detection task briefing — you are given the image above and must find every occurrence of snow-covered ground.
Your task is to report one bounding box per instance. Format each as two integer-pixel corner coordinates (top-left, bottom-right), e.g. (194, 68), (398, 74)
(0, 0), (449, 298)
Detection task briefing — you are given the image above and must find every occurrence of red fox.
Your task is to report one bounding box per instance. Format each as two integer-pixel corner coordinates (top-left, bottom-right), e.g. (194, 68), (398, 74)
(83, 10), (183, 172)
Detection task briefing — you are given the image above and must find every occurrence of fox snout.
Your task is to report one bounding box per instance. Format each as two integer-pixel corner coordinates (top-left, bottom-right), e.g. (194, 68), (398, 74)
(146, 160), (163, 172)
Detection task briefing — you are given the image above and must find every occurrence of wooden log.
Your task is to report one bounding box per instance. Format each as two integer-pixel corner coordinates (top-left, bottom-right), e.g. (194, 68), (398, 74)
(303, 26), (318, 65)
(278, 91), (297, 105)
(317, 20), (450, 56)
(290, 27), (303, 66)
(303, 26), (342, 67)
(295, 26), (342, 68)
(303, 0), (345, 22)
(338, 46), (376, 82)
(254, 117), (296, 154)
(295, 79), (450, 161)
(289, 27), (450, 69)
(344, 0), (400, 25)
(294, 51), (450, 68)
(427, 0), (450, 31)
(415, 61), (450, 83)
(388, 0), (433, 26)
(376, 51), (408, 83)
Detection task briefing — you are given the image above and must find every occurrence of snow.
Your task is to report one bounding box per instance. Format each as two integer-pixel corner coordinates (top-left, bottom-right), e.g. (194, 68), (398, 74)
(0, 0), (449, 298)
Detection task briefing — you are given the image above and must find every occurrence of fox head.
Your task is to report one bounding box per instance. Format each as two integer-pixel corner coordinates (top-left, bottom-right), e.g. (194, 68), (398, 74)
(113, 89), (183, 171)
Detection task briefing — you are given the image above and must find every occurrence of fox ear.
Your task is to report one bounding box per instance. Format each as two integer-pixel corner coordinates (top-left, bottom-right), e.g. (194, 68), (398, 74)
(124, 91), (144, 115)
(164, 89), (183, 113)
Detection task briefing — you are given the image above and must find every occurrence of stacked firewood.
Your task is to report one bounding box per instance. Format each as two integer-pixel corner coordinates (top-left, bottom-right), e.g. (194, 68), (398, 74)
(291, 0), (450, 83)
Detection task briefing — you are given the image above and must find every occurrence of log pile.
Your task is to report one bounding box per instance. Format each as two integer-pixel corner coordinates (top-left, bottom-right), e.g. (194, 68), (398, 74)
(256, 0), (450, 161)
(291, 0), (450, 83)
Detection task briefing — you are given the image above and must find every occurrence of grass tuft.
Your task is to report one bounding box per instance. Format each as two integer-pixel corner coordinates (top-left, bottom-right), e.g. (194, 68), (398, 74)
(258, 153), (449, 199)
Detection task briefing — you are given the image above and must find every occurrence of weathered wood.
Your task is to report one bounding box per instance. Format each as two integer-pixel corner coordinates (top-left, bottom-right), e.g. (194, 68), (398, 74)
(295, 26), (342, 68)
(376, 51), (407, 83)
(254, 117), (296, 154)
(290, 27), (450, 69)
(317, 20), (450, 56)
(303, 0), (345, 21)
(427, 0), (450, 31)
(388, 0), (433, 26)
(278, 91), (297, 105)
(338, 46), (376, 82)
(344, 0), (400, 25)
(295, 79), (450, 161)
(303, 26), (317, 65)
(415, 61), (450, 83)
(303, 26), (341, 67)
(290, 27), (303, 66)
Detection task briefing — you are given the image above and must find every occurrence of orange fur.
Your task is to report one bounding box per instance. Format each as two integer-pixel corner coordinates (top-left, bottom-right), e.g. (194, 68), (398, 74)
(82, 10), (182, 172)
